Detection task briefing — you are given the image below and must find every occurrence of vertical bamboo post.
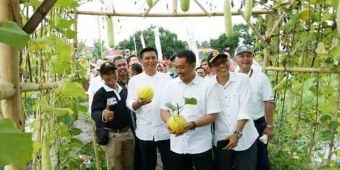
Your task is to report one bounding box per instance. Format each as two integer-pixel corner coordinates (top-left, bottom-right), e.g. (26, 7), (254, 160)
(0, 0), (24, 169)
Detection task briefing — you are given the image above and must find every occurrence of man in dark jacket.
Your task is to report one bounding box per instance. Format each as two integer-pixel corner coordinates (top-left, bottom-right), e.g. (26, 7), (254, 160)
(91, 62), (133, 170)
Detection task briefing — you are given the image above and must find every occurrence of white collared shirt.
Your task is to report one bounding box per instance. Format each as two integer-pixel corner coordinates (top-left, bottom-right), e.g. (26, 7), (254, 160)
(247, 70), (274, 120)
(88, 75), (104, 112)
(127, 72), (172, 141)
(211, 72), (258, 151)
(160, 75), (221, 154)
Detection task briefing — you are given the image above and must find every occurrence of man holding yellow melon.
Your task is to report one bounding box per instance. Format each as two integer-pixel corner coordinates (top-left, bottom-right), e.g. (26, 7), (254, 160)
(127, 47), (173, 170)
(160, 49), (221, 170)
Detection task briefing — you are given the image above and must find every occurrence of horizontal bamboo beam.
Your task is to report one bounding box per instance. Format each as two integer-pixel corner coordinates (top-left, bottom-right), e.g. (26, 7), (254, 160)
(76, 9), (273, 17)
(264, 66), (340, 73)
(0, 80), (16, 99)
(20, 82), (59, 92)
(0, 81), (60, 99)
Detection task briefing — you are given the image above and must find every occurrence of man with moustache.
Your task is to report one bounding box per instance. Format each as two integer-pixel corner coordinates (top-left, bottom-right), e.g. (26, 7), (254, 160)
(160, 50), (221, 170)
(113, 56), (129, 87)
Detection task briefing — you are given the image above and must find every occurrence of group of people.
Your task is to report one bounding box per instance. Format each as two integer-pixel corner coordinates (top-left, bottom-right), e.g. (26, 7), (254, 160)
(88, 45), (275, 170)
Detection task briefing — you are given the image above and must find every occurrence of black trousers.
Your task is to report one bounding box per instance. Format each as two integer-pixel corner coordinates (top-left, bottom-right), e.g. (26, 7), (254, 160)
(254, 116), (270, 170)
(213, 142), (257, 170)
(138, 138), (172, 170)
(171, 149), (213, 170)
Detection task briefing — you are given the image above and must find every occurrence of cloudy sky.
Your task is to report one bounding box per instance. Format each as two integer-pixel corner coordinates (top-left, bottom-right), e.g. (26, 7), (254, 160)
(77, 0), (246, 46)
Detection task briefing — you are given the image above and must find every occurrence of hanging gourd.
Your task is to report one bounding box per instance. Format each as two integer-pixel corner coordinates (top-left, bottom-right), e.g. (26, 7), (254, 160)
(224, 0), (233, 38)
(146, 0), (153, 8)
(244, 0), (253, 22)
(181, 0), (190, 12)
(106, 16), (115, 48)
(41, 136), (52, 170)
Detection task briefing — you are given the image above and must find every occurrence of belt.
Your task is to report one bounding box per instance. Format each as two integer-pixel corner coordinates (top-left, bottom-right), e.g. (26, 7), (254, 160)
(105, 127), (130, 133)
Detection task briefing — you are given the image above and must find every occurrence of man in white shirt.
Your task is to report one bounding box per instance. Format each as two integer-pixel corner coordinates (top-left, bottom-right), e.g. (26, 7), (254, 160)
(207, 52), (258, 170)
(234, 45), (274, 170)
(160, 50), (221, 170)
(126, 47), (172, 170)
(87, 59), (106, 112)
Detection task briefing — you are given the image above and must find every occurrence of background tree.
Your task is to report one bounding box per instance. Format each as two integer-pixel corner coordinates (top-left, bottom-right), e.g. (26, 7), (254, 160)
(210, 23), (255, 57)
(197, 40), (210, 48)
(118, 26), (187, 59)
(88, 39), (105, 60)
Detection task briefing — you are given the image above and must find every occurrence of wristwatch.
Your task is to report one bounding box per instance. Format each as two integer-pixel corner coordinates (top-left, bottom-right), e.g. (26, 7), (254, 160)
(266, 124), (274, 129)
(189, 121), (196, 130)
(233, 130), (242, 138)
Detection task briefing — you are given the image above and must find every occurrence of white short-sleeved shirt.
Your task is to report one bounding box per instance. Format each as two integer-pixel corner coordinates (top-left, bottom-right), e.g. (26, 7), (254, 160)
(88, 75), (104, 112)
(211, 72), (258, 151)
(126, 72), (172, 141)
(160, 75), (221, 154)
(248, 70), (274, 120)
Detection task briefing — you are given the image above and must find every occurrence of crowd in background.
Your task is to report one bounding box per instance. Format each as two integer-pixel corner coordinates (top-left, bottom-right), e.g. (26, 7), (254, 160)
(87, 45), (274, 170)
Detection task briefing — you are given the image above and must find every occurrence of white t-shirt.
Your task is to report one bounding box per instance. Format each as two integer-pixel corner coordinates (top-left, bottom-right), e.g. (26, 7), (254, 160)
(126, 72), (172, 141)
(211, 72), (259, 151)
(160, 75), (221, 154)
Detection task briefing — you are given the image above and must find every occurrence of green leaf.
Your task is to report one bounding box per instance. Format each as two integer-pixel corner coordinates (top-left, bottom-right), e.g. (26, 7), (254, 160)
(59, 81), (86, 99)
(54, 0), (78, 8)
(318, 113), (333, 123)
(316, 42), (328, 55)
(71, 128), (82, 136)
(184, 97), (197, 105)
(0, 119), (33, 166)
(165, 102), (177, 112)
(0, 21), (30, 50)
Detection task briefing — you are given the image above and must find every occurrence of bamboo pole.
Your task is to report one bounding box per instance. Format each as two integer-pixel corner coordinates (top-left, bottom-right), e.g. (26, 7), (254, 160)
(76, 9), (273, 17)
(0, 0), (24, 170)
(264, 66), (340, 73)
(20, 82), (59, 92)
(0, 80), (15, 99)
(142, 0), (160, 17)
(22, 0), (58, 34)
(0, 82), (59, 100)
(193, 0), (210, 17)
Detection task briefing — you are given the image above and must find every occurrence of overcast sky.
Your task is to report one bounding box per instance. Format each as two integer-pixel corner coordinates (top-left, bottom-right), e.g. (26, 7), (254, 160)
(76, 0), (247, 47)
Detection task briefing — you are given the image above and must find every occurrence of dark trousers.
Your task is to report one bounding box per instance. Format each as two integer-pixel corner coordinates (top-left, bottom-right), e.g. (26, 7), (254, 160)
(254, 116), (270, 170)
(138, 138), (172, 170)
(213, 142), (257, 170)
(172, 149), (213, 170)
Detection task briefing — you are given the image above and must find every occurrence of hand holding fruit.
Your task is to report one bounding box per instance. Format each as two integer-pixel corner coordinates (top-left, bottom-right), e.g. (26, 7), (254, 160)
(167, 114), (188, 136)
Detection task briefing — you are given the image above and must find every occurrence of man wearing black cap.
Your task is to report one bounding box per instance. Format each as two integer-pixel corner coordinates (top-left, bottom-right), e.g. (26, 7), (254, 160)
(234, 45), (274, 170)
(208, 52), (258, 170)
(91, 62), (133, 170)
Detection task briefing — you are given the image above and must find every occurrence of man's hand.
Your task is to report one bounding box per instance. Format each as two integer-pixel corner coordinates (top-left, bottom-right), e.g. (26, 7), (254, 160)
(223, 135), (239, 150)
(132, 99), (152, 110)
(103, 104), (114, 121)
(263, 127), (274, 139)
(165, 122), (192, 136)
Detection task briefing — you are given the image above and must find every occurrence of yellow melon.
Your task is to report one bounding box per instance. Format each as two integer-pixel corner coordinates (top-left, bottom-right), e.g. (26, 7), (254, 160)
(137, 85), (154, 102)
(167, 115), (187, 133)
